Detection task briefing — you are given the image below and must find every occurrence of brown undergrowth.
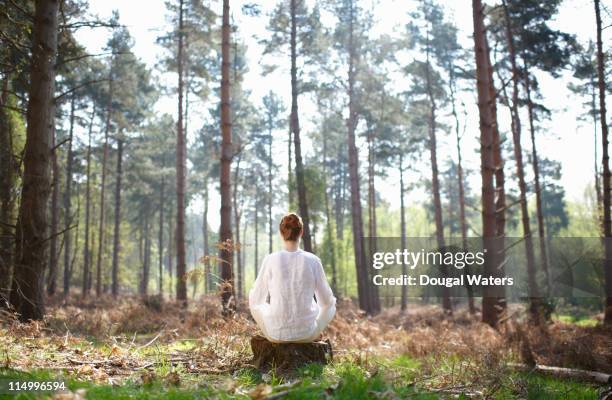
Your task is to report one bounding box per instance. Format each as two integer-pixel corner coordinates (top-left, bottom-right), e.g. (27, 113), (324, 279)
(0, 295), (609, 388)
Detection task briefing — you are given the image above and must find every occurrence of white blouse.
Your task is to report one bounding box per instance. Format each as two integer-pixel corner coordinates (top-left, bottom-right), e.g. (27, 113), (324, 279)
(248, 249), (336, 342)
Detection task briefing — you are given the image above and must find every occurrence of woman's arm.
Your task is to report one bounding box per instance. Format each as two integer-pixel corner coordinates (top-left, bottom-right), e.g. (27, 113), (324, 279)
(314, 259), (336, 311)
(249, 256), (269, 307)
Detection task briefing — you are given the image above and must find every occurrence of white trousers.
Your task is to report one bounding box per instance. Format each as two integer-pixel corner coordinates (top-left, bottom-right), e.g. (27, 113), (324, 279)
(251, 304), (336, 343)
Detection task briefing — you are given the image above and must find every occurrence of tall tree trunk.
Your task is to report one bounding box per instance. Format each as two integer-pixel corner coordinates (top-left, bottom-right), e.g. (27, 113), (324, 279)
(289, 0), (312, 252)
(367, 130), (376, 251)
(593, 80), (602, 219)
(190, 222), (198, 299)
(323, 131), (338, 294)
(345, 0), (378, 315)
(10, 0), (59, 321)
(203, 179), (211, 293)
(335, 160), (346, 240)
(69, 183), (81, 287)
(502, 0), (542, 322)
(175, 0), (188, 305)
(60, 100), (82, 297)
(288, 128), (294, 208)
(594, 0), (612, 324)
(79, 105), (94, 297)
(219, 0), (234, 315)
(365, 130), (380, 312)
(158, 176), (164, 296)
(141, 209), (150, 296)
(167, 212), (174, 296)
(268, 118), (274, 254)
(472, 0), (504, 328)
(48, 124), (60, 296)
(399, 153), (408, 312)
(0, 78), (15, 305)
(254, 203), (259, 278)
(111, 138), (123, 297)
(233, 155), (242, 300)
(425, 30), (451, 314)
(242, 220), (247, 295)
(522, 59), (551, 295)
(486, 30), (508, 319)
(449, 66), (475, 314)
(94, 66), (113, 298)
(63, 98), (86, 295)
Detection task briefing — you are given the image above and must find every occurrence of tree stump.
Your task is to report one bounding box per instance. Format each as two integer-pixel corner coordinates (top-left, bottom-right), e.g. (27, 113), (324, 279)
(250, 335), (333, 371)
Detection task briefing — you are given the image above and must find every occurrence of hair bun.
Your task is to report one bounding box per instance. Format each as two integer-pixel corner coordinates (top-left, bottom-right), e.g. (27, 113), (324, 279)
(279, 213), (303, 241)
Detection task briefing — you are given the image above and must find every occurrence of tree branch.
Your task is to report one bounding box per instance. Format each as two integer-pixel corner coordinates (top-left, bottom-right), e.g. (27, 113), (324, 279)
(54, 78), (110, 103)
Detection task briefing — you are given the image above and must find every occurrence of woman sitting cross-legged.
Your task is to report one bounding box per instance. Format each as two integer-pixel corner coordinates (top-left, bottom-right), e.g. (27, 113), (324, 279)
(249, 213), (336, 343)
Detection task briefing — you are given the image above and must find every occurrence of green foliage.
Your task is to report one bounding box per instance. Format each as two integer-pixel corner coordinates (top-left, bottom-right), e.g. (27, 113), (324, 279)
(536, 158), (569, 236)
(262, 0), (328, 77)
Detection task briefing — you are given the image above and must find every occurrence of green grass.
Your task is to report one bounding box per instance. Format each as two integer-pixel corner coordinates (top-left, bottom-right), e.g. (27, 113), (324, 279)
(496, 373), (599, 400)
(552, 314), (599, 327)
(0, 356), (601, 400)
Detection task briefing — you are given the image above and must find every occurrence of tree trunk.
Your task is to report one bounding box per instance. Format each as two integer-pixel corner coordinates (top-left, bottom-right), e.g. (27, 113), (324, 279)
(167, 212), (174, 296)
(345, 0), (378, 315)
(0, 78), (15, 305)
(268, 118), (274, 254)
(425, 31), (451, 314)
(141, 209), (151, 296)
(175, 0), (188, 305)
(486, 28), (508, 320)
(111, 138), (123, 297)
(69, 183), (81, 287)
(323, 132), (338, 294)
(241, 219), (247, 299)
(335, 160), (346, 240)
(449, 66), (475, 314)
(522, 60), (551, 296)
(79, 105), (94, 297)
(61, 94), (77, 296)
(254, 203), (259, 278)
(191, 222), (198, 299)
(502, 0), (542, 322)
(367, 130), (377, 253)
(290, 0), (312, 253)
(158, 176), (164, 296)
(365, 130), (380, 312)
(595, 0), (612, 324)
(10, 0), (60, 321)
(203, 179), (211, 293)
(288, 128), (294, 209)
(593, 80), (602, 219)
(472, 0), (504, 328)
(48, 123), (60, 296)
(94, 65), (113, 298)
(250, 335), (332, 372)
(60, 100), (83, 297)
(233, 155), (242, 300)
(219, 0), (234, 315)
(399, 153), (407, 312)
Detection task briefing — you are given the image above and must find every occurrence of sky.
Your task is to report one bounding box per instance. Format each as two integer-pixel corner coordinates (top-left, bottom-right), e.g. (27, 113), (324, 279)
(74, 0), (610, 231)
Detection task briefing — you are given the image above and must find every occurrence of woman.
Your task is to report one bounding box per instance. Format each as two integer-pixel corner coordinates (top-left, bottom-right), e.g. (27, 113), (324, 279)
(249, 213), (336, 343)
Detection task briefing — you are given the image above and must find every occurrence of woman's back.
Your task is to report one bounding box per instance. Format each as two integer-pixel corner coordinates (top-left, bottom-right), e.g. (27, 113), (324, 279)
(249, 249), (335, 342)
(267, 250), (318, 320)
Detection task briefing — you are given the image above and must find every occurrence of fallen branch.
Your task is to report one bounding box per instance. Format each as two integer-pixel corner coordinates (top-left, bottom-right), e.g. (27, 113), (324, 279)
(509, 363), (612, 384)
(136, 329), (164, 351)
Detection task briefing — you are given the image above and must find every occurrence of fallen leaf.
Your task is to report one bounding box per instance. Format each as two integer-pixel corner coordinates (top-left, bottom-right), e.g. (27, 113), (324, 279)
(248, 383), (273, 400)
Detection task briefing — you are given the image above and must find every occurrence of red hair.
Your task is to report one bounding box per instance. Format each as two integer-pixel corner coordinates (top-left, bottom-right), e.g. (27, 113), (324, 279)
(279, 213), (303, 241)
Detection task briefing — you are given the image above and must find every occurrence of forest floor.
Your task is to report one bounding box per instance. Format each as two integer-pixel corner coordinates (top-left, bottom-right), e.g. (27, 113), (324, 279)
(0, 295), (611, 399)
